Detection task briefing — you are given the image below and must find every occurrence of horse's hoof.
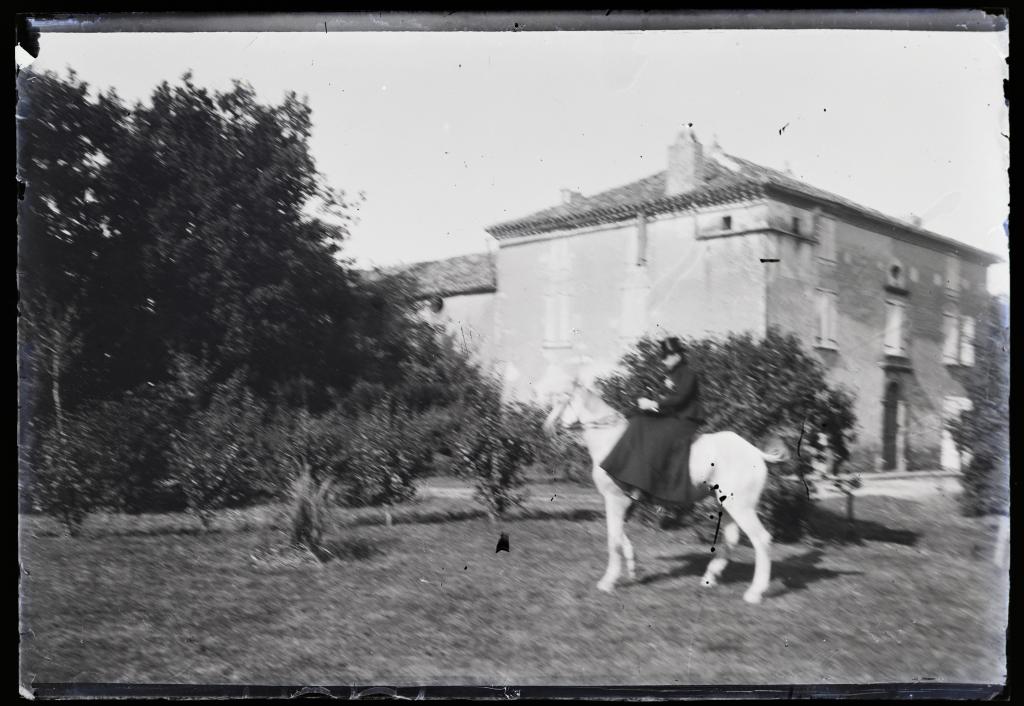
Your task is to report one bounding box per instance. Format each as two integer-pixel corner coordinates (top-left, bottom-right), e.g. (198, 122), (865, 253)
(700, 577), (717, 589)
(597, 581), (615, 593)
(742, 590), (763, 604)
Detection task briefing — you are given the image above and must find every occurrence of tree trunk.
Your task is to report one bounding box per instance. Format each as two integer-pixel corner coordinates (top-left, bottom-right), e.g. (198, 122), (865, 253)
(51, 350), (63, 439)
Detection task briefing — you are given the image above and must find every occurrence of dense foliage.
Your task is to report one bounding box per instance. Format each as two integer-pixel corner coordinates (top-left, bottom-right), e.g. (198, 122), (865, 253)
(16, 69), (449, 526)
(950, 296), (1010, 517)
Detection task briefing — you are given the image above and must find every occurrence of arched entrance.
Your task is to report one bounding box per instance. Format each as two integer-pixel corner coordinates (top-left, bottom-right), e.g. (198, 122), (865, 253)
(881, 380), (905, 471)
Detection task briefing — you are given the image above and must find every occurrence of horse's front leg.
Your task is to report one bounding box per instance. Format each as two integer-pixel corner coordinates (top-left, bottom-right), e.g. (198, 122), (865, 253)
(597, 487), (632, 592)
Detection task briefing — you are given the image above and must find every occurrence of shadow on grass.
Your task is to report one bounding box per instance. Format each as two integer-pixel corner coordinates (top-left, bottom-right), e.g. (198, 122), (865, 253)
(637, 548), (863, 597)
(320, 536), (397, 562)
(804, 505), (921, 547)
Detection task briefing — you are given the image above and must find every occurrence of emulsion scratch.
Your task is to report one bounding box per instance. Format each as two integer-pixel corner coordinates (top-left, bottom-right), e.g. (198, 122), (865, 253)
(710, 509), (724, 553)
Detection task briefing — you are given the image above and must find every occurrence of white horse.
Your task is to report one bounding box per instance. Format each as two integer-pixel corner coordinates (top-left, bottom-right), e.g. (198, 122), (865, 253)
(542, 372), (786, 604)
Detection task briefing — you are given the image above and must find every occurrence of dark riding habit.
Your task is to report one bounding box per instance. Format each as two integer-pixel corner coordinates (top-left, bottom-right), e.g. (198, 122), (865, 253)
(600, 358), (703, 508)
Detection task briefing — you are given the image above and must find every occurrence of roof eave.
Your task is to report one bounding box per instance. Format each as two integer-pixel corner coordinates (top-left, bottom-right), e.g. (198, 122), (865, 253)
(486, 184), (766, 240)
(763, 184), (1003, 267)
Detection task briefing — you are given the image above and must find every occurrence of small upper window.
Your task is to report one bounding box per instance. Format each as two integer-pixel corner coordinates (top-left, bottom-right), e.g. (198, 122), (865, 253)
(722, 215), (732, 231)
(886, 260), (907, 290)
(792, 216), (801, 235)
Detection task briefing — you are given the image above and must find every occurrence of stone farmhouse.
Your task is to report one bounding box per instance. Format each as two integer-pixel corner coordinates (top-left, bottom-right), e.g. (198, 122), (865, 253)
(393, 129), (1001, 473)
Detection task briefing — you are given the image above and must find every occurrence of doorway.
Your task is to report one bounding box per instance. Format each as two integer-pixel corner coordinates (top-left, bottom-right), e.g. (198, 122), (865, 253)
(881, 380), (903, 471)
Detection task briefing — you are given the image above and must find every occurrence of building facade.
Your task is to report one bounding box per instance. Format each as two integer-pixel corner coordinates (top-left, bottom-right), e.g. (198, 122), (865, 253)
(384, 252), (498, 363)
(403, 131), (999, 473)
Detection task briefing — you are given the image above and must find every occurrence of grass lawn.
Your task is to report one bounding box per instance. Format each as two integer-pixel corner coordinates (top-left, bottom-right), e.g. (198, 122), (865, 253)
(19, 491), (1007, 688)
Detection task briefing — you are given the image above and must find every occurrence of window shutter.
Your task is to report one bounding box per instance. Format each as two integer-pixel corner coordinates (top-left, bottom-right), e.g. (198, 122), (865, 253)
(959, 316), (975, 366)
(884, 301), (903, 354)
(559, 292), (572, 344)
(543, 294), (556, 345)
(817, 218), (837, 261)
(942, 311), (960, 363)
(828, 292), (839, 347)
(815, 292), (827, 345)
(899, 301), (909, 353)
(945, 255), (960, 292)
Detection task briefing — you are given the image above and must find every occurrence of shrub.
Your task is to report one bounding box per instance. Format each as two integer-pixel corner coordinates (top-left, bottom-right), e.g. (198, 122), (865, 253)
(759, 474), (816, 543)
(533, 427), (593, 484)
(32, 412), (112, 536)
(166, 368), (270, 529)
(453, 377), (539, 519)
(597, 328), (858, 540)
(287, 466), (334, 556)
(336, 400), (421, 518)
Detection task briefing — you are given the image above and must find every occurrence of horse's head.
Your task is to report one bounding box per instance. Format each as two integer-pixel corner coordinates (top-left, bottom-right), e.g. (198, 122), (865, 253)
(542, 364), (620, 435)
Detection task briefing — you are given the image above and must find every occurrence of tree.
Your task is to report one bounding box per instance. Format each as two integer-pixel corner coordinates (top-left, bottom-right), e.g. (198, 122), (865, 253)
(18, 69), (417, 412)
(951, 295), (1009, 518)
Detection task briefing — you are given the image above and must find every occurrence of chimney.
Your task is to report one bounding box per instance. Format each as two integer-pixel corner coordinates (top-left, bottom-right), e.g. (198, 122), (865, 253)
(666, 127), (704, 196)
(560, 188), (583, 205)
(907, 214), (923, 228)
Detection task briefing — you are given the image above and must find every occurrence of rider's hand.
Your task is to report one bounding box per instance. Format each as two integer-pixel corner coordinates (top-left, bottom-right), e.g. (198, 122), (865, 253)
(637, 397), (658, 412)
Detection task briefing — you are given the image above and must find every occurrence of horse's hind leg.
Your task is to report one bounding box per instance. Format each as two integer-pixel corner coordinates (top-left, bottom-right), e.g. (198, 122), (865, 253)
(621, 522), (637, 582)
(597, 489), (632, 593)
(700, 521), (739, 588)
(728, 505), (773, 604)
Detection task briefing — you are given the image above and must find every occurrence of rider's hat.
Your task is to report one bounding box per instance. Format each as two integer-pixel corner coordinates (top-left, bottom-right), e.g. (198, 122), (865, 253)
(659, 336), (686, 359)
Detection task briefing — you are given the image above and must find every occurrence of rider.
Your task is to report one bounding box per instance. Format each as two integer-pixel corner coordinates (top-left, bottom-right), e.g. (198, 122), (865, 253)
(600, 336), (704, 508)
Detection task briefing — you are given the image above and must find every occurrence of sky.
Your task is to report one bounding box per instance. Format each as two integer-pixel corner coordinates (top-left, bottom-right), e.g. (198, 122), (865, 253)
(23, 24), (1009, 293)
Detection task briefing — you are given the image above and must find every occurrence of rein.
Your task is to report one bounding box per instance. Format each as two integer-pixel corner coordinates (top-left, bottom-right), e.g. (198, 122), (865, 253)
(578, 414), (624, 430)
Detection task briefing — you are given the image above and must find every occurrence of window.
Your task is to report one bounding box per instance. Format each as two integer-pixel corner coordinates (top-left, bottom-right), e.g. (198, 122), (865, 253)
(792, 216), (801, 235)
(886, 260), (907, 291)
(959, 316), (975, 366)
(620, 284), (649, 339)
(815, 289), (838, 349)
(543, 290), (572, 347)
(549, 238), (570, 274)
(721, 215), (732, 231)
(942, 306), (975, 366)
(943, 307), (960, 364)
(884, 299), (907, 356)
(816, 217), (837, 261)
(944, 255), (960, 292)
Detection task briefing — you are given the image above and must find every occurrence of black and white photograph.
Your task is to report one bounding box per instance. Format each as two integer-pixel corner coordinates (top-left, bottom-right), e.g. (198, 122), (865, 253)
(17, 11), (1009, 698)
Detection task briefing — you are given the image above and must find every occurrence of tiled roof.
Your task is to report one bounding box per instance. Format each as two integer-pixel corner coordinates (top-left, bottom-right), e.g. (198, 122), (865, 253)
(486, 158), (761, 239)
(376, 252), (496, 298)
(486, 150), (1002, 265)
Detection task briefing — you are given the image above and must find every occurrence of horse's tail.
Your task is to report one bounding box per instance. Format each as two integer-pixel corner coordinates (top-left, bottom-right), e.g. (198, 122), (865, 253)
(759, 448), (788, 464)
(755, 432), (790, 464)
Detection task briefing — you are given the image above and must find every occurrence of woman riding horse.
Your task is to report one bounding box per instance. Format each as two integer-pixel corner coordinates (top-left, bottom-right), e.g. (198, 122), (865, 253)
(600, 336), (703, 508)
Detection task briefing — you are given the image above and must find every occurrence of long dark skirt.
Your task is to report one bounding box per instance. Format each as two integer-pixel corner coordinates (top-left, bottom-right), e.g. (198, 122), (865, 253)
(600, 413), (699, 508)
